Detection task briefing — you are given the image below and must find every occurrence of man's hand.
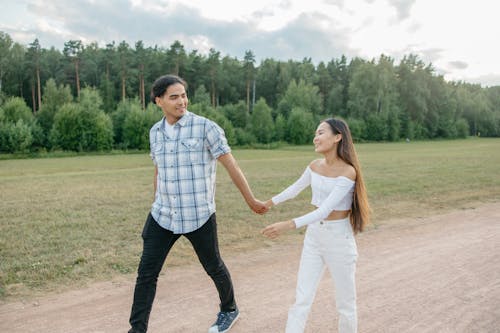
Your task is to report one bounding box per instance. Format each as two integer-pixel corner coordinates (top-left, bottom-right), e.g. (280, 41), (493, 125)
(261, 220), (295, 239)
(248, 199), (268, 215)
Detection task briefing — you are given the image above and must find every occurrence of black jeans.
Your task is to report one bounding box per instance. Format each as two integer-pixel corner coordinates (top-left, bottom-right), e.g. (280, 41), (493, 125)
(128, 213), (236, 333)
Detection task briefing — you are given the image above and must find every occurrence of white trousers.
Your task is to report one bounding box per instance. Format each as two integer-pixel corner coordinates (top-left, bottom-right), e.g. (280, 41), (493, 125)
(286, 217), (358, 333)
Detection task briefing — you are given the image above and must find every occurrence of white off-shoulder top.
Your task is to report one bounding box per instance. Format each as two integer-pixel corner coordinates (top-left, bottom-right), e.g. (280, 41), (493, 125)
(271, 166), (355, 228)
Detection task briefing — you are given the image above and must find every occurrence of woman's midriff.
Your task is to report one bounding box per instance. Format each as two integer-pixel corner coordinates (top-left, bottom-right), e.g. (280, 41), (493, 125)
(323, 209), (350, 221)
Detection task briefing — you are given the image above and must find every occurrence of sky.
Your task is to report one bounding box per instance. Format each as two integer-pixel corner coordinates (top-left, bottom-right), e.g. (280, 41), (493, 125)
(1, 0), (499, 87)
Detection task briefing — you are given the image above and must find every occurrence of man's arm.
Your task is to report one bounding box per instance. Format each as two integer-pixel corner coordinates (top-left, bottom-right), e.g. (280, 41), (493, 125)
(217, 153), (268, 214)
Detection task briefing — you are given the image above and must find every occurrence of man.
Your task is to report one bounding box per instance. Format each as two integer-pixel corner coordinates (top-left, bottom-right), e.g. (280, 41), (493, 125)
(128, 74), (267, 333)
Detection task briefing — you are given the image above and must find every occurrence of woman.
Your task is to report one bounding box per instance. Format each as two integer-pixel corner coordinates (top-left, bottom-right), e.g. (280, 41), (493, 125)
(262, 118), (370, 333)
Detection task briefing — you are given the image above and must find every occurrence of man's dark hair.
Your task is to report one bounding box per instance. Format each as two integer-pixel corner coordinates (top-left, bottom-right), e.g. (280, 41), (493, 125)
(150, 75), (187, 104)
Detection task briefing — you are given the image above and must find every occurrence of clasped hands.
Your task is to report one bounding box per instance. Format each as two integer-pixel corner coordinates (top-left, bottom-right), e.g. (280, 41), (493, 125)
(248, 199), (295, 239)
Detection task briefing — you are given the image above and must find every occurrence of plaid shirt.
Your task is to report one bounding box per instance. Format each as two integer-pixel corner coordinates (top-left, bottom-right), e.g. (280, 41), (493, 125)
(149, 111), (231, 234)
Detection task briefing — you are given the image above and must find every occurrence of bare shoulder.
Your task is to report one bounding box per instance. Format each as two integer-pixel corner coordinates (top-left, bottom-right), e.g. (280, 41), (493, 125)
(308, 159), (323, 172)
(342, 164), (357, 181)
(309, 159), (355, 180)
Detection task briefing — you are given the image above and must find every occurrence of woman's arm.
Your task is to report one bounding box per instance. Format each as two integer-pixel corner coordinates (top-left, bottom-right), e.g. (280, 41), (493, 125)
(293, 178), (354, 228)
(262, 178), (355, 238)
(271, 166), (312, 205)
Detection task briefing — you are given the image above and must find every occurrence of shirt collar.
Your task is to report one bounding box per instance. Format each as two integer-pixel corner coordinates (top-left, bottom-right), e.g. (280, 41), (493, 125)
(176, 111), (191, 127)
(159, 111), (191, 131)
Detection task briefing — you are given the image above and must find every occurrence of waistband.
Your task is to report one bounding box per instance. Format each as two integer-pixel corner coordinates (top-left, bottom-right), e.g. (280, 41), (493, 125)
(319, 216), (350, 225)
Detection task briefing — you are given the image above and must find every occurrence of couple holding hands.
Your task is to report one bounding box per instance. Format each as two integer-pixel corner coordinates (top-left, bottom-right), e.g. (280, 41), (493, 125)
(127, 75), (370, 333)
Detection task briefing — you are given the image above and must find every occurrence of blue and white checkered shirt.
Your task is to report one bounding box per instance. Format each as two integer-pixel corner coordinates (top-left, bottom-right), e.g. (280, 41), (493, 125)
(149, 111), (231, 234)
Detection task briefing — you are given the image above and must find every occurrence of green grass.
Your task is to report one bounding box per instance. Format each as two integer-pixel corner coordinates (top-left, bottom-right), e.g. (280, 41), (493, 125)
(1, 138), (499, 299)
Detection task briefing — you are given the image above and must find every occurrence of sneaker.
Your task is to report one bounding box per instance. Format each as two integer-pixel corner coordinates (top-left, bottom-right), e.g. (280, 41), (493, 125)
(208, 308), (240, 333)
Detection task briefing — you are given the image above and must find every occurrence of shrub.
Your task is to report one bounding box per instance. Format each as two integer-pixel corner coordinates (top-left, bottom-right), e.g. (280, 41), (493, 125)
(1, 97), (32, 123)
(50, 103), (113, 151)
(0, 119), (33, 153)
(455, 118), (469, 138)
(112, 99), (143, 146)
(286, 107), (315, 144)
(122, 106), (161, 149)
(250, 98), (274, 143)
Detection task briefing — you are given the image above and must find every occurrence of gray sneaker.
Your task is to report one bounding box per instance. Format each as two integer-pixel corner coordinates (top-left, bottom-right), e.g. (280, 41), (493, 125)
(208, 308), (240, 333)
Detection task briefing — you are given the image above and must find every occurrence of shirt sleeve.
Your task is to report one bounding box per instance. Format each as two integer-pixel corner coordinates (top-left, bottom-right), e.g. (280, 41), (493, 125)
(149, 123), (161, 166)
(272, 166), (312, 205)
(293, 177), (355, 228)
(205, 120), (231, 159)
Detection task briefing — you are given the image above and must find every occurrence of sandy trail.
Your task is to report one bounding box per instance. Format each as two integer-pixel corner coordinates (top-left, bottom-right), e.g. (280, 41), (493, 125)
(1, 203), (499, 332)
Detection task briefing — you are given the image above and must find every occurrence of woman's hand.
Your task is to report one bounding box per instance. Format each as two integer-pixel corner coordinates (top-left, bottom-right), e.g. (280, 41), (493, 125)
(261, 220), (295, 239)
(264, 199), (275, 210)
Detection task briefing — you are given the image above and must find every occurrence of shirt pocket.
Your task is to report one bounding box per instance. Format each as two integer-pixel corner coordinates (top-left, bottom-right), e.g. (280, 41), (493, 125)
(151, 142), (165, 166)
(181, 138), (204, 164)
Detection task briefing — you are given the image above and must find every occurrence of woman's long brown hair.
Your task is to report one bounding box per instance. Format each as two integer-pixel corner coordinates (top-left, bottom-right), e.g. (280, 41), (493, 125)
(324, 118), (371, 233)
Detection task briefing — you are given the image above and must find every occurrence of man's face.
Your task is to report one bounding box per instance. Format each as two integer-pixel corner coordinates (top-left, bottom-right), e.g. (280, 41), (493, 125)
(155, 83), (188, 124)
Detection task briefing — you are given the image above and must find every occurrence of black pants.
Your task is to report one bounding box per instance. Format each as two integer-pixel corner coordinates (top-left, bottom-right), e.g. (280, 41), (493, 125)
(128, 213), (236, 333)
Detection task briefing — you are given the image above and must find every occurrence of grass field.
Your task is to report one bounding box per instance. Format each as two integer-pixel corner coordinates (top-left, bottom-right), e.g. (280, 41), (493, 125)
(1, 138), (499, 299)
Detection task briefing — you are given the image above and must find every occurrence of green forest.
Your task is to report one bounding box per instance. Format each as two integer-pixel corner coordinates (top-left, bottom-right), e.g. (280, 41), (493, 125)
(0, 31), (499, 153)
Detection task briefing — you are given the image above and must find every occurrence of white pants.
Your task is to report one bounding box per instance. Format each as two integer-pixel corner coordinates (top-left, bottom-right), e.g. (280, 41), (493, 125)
(286, 217), (358, 333)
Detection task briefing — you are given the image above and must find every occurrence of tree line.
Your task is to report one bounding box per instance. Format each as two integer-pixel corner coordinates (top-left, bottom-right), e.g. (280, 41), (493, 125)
(0, 31), (499, 153)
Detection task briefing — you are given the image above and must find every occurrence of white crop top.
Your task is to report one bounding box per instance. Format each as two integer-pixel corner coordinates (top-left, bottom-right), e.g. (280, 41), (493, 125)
(271, 166), (355, 228)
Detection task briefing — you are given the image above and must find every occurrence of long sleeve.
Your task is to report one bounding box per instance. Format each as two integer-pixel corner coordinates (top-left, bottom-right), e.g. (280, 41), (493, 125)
(293, 177), (354, 228)
(272, 166), (312, 205)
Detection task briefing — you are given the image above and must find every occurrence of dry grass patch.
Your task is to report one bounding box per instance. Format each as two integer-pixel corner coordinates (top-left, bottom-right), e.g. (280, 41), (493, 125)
(1, 138), (499, 299)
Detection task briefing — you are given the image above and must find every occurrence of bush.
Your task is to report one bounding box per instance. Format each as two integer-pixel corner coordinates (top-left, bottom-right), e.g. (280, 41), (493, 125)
(50, 102), (114, 152)
(37, 79), (73, 146)
(235, 128), (257, 146)
(286, 107), (315, 144)
(346, 118), (366, 142)
(0, 119), (33, 153)
(1, 97), (32, 123)
(250, 98), (274, 143)
(455, 118), (469, 138)
(221, 101), (249, 129)
(92, 112), (114, 151)
(274, 114), (286, 142)
(122, 106), (161, 149)
(49, 103), (82, 151)
(112, 99), (143, 146)
(365, 113), (388, 141)
(0, 97), (42, 152)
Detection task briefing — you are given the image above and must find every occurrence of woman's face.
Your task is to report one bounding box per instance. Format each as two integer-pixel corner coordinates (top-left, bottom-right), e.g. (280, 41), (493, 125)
(313, 122), (340, 154)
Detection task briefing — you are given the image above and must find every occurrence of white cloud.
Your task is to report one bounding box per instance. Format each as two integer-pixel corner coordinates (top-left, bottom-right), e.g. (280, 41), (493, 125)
(0, 0), (499, 86)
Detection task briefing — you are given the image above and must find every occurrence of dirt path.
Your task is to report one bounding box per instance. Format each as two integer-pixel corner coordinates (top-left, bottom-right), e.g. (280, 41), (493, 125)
(1, 203), (500, 333)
